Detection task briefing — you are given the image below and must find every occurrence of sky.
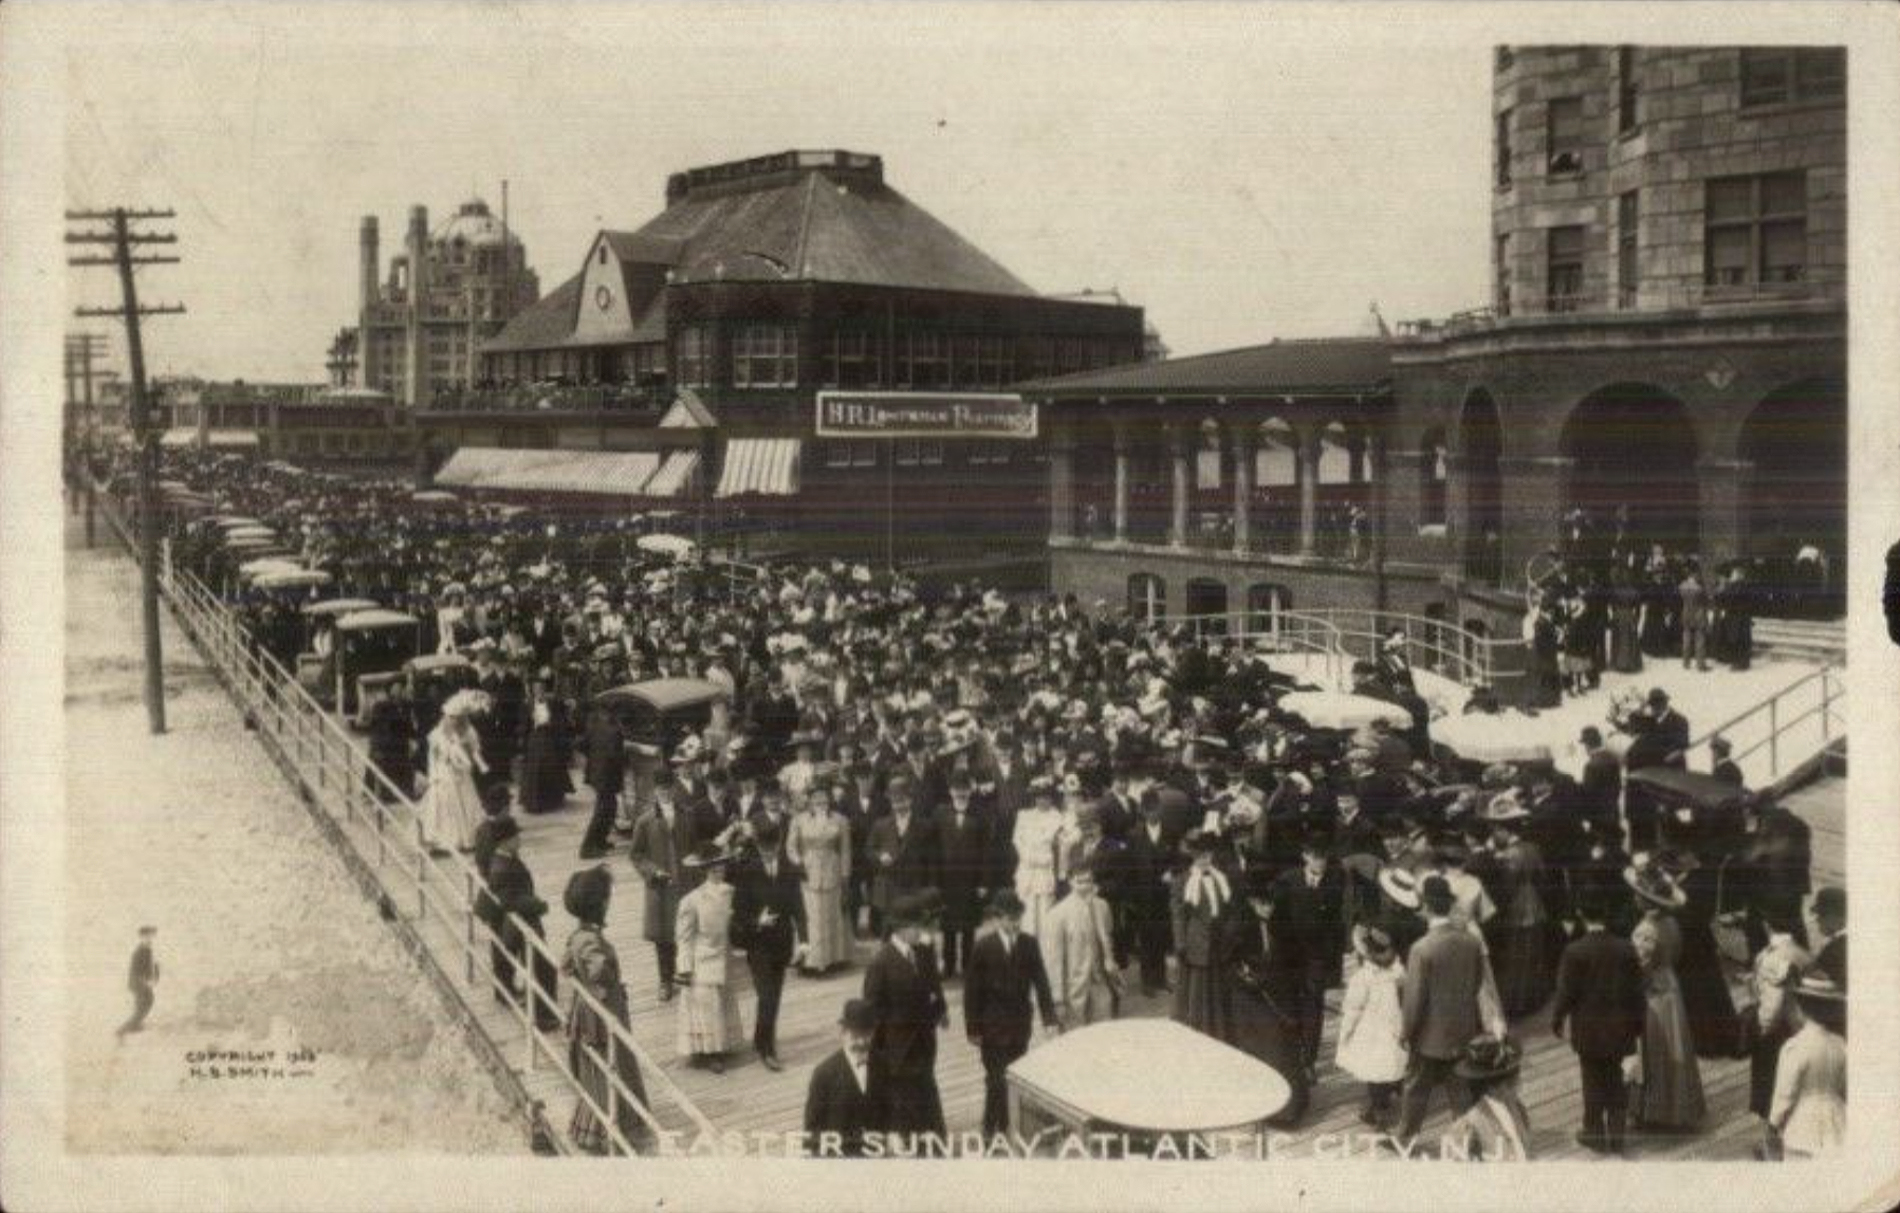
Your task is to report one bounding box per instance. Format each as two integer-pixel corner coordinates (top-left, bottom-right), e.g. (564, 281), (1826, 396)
(63, 2), (1498, 383)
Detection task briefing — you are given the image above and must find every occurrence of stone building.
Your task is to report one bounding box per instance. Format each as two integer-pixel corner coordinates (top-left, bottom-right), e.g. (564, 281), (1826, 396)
(1031, 44), (1847, 694)
(351, 199), (541, 407)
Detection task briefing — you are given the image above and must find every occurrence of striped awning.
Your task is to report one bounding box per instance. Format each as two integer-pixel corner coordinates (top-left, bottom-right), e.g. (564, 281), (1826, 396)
(715, 438), (801, 498)
(432, 447), (661, 497)
(644, 450), (701, 498)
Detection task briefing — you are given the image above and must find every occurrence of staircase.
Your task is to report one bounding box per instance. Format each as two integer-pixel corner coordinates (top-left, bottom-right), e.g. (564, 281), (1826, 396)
(1753, 617), (1845, 665)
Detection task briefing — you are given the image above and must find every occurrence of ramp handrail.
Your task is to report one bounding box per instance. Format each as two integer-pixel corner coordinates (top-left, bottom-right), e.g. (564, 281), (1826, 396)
(1686, 663), (1847, 788)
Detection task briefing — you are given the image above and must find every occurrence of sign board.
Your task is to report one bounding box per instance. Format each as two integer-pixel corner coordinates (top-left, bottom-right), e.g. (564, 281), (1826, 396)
(815, 391), (1039, 440)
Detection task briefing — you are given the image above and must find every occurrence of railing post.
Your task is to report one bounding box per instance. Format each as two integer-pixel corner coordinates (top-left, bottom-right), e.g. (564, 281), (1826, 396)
(1768, 696), (1779, 777)
(465, 873), (477, 984)
(416, 828), (428, 920)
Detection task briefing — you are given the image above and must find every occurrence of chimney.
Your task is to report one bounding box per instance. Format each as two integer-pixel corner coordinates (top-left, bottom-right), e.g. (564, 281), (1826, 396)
(404, 205), (428, 408)
(359, 216), (379, 311)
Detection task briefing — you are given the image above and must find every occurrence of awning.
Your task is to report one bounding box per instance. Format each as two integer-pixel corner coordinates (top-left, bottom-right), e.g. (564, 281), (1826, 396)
(159, 428), (198, 448)
(644, 450), (700, 498)
(715, 438), (801, 498)
(206, 430), (260, 449)
(432, 447), (661, 497)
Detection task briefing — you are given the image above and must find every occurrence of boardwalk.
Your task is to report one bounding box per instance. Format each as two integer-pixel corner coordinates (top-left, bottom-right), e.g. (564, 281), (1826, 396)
(497, 773), (1841, 1160)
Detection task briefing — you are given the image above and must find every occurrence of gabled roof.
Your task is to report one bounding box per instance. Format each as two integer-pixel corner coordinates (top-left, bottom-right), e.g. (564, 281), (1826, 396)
(1023, 337), (1392, 398)
(485, 273), (584, 352)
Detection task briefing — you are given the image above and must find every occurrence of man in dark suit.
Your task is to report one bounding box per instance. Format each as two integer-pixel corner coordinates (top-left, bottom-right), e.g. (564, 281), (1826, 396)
(578, 705), (626, 859)
(838, 761), (885, 937)
(1394, 875), (1487, 1147)
(1124, 791), (1178, 995)
(934, 772), (992, 979)
(1268, 831), (1346, 1085)
(867, 773), (937, 934)
(1741, 794), (1814, 949)
(861, 891), (949, 1138)
(804, 999), (881, 1158)
(1709, 735), (1745, 789)
(733, 818), (807, 1071)
(962, 890), (1059, 1137)
(1577, 726), (1623, 842)
(628, 770), (698, 999)
(477, 816), (560, 1030)
(1550, 896), (1647, 1154)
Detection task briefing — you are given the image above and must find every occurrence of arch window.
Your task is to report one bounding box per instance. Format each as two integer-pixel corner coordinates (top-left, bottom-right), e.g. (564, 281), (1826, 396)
(1128, 573), (1165, 623)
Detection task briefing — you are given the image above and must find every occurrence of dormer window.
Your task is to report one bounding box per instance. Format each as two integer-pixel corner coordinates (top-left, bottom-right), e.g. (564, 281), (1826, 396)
(598, 245), (608, 265)
(1547, 97), (1584, 176)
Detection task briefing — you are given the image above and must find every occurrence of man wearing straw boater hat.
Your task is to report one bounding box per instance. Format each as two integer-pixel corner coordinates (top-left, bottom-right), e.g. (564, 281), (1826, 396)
(861, 889), (949, 1138)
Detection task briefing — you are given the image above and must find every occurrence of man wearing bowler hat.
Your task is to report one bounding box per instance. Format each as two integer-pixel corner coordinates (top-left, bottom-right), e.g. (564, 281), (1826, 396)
(861, 890), (949, 1138)
(963, 889), (1059, 1136)
(804, 999), (882, 1157)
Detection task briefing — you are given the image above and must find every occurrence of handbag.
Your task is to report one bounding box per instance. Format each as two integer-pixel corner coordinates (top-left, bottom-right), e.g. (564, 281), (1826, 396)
(1711, 857), (1753, 969)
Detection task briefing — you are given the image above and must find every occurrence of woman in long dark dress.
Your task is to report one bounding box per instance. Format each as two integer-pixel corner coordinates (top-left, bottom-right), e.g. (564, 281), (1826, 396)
(1640, 556), (1676, 658)
(517, 688), (572, 815)
(1609, 567), (1645, 674)
(1171, 830), (1238, 1041)
(1626, 865), (1706, 1132)
(1488, 809), (1554, 1019)
(1664, 854), (1742, 1058)
(562, 867), (654, 1155)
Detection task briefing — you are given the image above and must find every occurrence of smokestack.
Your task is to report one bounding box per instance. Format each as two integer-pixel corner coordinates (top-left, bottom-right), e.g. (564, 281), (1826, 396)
(359, 216), (379, 311)
(404, 205), (429, 409)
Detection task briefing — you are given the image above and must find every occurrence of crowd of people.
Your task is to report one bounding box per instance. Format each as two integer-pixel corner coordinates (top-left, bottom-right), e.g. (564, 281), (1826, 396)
(104, 447), (1848, 1160)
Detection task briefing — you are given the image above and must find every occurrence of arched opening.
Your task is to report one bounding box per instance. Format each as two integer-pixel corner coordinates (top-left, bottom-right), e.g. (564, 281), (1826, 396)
(1128, 429), (1170, 545)
(1185, 577), (1229, 635)
(1419, 427), (1449, 530)
(1191, 418), (1229, 548)
(1253, 418), (1298, 553)
(1742, 378), (1846, 618)
(1247, 582), (1291, 637)
(1315, 421), (1370, 559)
(1128, 572), (1166, 622)
(1560, 383), (1700, 560)
(1073, 415), (1116, 541)
(1459, 390), (1504, 583)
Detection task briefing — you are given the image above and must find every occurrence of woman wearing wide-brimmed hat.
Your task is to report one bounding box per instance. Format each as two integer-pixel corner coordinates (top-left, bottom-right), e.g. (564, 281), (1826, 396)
(560, 866), (652, 1154)
(1442, 1034), (1533, 1161)
(675, 845), (745, 1072)
(419, 689), (490, 856)
(1767, 971), (1846, 1158)
(1624, 854), (1705, 1131)
(1484, 794), (1554, 1019)
(1335, 924), (1407, 1129)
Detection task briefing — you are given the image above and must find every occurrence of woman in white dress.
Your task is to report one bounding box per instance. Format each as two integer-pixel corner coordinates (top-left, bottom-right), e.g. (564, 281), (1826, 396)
(786, 782), (852, 972)
(1012, 777), (1064, 939)
(420, 693), (487, 856)
(1769, 972), (1847, 1158)
(675, 847), (744, 1073)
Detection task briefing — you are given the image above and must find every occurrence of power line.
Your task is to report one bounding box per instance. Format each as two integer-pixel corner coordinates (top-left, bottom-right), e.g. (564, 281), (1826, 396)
(67, 206), (187, 736)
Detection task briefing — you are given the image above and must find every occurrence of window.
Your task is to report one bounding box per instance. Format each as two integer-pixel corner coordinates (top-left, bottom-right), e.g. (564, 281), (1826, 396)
(1617, 46), (1639, 135)
(732, 323), (797, 388)
(1495, 234), (1512, 316)
(1740, 48), (1844, 108)
(597, 245), (608, 265)
(1495, 47), (1513, 72)
(899, 332), (949, 388)
(1128, 573), (1165, 623)
(967, 440), (1013, 466)
(824, 441), (852, 469)
(675, 325), (711, 387)
(1546, 225), (1586, 312)
(1704, 171), (1807, 289)
(1246, 583), (1290, 635)
(1056, 338), (1087, 375)
(919, 440), (944, 466)
(824, 330), (876, 388)
(1617, 191), (1640, 308)
(1021, 336), (1053, 382)
(895, 439), (919, 467)
(1546, 97), (1584, 175)
(1496, 109), (1513, 187)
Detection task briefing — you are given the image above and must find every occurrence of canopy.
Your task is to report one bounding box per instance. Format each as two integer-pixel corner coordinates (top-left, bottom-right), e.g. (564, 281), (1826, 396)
(595, 678), (728, 713)
(254, 569), (334, 590)
(238, 557), (304, 579)
(433, 447), (662, 497)
(336, 608), (420, 632)
(224, 525), (277, 542)
(411, 489), (459, 503)
(715, 438), (801, 498)
(1278, 691), (1412, 731)
(407, 653), (473, 673)
(1432, 714), (1555, 765)
(636, 533), (695, 558)
(1008, 1019), (1290, 1133)
(302, 597), (381, 618)
(210, 516), (263, 529)
(643, 449), (701, 498)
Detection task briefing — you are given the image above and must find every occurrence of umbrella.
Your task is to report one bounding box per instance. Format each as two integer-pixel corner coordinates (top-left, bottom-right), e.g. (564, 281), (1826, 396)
(1277, 691), (1412, 731)
(636, 533), (696, 558)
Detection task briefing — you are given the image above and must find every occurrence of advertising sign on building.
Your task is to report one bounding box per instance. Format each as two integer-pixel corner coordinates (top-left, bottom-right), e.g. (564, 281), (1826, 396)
(815, 391), (1039, 440)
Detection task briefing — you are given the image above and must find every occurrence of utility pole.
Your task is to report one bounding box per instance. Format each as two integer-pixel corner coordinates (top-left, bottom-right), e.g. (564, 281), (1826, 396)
(68, 207), (185, 735)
